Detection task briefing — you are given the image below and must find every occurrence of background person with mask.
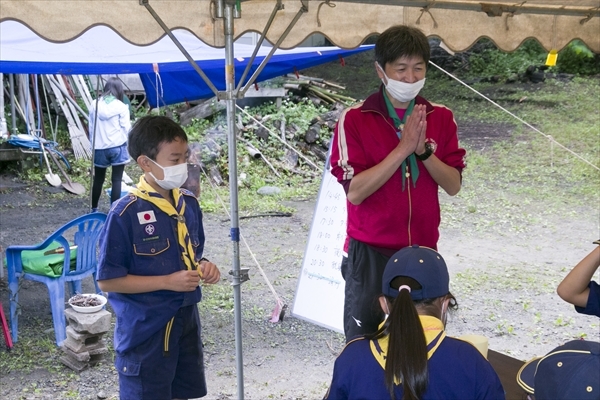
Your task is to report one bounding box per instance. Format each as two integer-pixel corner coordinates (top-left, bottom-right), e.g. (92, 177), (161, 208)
(324, 245), (504, 400)
(330, 25), (467, 341)
(89, 77), (131, 212)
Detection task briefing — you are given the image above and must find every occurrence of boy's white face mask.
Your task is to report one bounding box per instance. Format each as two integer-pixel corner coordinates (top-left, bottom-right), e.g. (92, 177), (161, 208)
(148, 158), (188, 190)
(377, 62), (426, 103)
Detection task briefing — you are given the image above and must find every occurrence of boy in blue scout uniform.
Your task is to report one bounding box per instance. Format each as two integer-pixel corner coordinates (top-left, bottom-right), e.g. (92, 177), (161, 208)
(325, 245), (505, 400)
(97, 115), (220, 400)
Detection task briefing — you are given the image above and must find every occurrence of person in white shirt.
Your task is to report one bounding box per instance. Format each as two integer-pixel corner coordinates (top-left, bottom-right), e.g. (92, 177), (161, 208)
(89, 77), (131, 212)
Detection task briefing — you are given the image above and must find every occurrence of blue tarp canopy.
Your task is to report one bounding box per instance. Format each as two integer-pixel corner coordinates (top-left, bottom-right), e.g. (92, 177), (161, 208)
(0, 21), (372, 107)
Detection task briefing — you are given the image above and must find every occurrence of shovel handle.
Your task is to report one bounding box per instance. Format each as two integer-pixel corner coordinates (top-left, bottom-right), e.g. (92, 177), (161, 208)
(46, 148), (73, 184)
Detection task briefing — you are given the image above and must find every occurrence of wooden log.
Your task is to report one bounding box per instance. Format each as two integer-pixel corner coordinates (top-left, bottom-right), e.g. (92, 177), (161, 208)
(179, 97), (225, 126)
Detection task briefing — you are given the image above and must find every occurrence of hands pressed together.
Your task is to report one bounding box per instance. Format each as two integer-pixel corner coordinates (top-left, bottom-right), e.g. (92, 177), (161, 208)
(397, 104), (428, 156)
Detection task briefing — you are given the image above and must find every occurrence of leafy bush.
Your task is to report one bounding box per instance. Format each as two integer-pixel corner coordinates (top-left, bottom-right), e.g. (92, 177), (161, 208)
(556, 40), (600, 75)
(463, 38), (600, 79)
(465, 38), (547, 78)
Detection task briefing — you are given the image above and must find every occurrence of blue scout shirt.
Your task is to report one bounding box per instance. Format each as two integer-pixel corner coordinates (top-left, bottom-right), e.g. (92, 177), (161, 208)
(575, 280), (600, 318)
(325, 336), (505, 400)
(97, 189), (205, 354)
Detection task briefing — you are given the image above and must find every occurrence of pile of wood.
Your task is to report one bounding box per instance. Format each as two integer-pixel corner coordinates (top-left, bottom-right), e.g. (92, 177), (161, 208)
(283, 74), (356, 105)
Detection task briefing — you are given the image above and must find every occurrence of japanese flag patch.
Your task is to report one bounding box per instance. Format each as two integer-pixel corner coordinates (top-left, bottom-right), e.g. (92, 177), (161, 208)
(137, 210), (157, 224)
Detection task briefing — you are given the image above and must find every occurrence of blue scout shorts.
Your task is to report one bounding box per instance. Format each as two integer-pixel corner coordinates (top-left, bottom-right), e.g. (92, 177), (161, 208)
(94, 143), (129, 168)
(116, 305), (207, 399)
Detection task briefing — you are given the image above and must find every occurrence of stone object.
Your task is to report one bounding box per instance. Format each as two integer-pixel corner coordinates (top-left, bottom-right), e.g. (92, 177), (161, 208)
(257, 186), (281, 196)
(64, 308), (111, 334)
(60, 308), (111, 372)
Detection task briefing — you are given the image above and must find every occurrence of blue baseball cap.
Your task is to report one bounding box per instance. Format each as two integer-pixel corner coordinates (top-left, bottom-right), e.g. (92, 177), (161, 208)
(517, 340), (600, 400)
(382, 245), (449, 300)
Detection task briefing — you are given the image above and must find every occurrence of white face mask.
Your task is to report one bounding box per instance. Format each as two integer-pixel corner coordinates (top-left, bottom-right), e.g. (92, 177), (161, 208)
(148, 158), (188, 190)
(377, 63), (426, 103)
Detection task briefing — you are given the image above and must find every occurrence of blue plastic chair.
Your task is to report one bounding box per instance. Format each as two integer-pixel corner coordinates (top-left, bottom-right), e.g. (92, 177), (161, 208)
(6, 213), (107, 346)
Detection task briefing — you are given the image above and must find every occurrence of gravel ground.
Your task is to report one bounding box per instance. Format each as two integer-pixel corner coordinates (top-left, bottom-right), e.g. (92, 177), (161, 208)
(1, 150), (598, 400)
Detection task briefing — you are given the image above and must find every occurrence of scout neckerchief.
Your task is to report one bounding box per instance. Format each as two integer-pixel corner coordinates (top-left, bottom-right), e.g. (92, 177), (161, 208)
(103, 95), (116, 104)
(131, 175), (202, 278)
(382, 91), (420, 190)
(369, 315), (446, 384)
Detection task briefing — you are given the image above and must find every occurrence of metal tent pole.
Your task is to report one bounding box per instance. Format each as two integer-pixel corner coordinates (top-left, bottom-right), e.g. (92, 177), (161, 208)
(9, 74), (17, 135)
(0, 73), (6, 135)
(223, 2), (244, 399)
(89, 76), (102, 211)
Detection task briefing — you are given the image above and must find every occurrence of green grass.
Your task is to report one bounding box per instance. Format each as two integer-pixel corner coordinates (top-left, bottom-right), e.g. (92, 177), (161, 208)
(430, 75), (599, 235)
(0, 322), (61, 373)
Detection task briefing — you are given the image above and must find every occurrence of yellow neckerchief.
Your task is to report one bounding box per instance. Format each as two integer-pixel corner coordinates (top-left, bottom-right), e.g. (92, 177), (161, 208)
(369, 315), (446, 384)
(130, 175), (202, 278)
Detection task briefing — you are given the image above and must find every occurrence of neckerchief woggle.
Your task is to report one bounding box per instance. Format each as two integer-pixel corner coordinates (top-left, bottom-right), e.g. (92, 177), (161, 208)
(382, 91), (419, 190)
(130, 175), (202, 278)
(369, 315), (446, 384)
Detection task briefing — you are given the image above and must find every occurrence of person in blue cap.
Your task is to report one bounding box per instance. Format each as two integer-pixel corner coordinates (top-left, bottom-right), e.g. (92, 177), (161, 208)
(324, 245), (505, 400)
(517, 340), (600, 400)
(557, 240), (600, 318)
(97, 115), (220, 400)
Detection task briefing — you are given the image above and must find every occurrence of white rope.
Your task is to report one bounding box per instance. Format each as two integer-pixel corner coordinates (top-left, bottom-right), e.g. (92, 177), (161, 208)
(199, 166), (283, 305)
(236, 104), (321, 170)
(428, 61), (600, 172)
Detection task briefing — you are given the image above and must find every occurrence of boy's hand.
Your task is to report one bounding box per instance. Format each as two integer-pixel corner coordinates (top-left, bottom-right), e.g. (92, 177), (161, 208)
(168, 270), (201, 292)
(200, 260), (221, 284)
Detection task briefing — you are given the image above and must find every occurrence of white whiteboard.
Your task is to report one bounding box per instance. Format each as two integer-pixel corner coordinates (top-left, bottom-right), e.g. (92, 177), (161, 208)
(292, 161), (347, 333)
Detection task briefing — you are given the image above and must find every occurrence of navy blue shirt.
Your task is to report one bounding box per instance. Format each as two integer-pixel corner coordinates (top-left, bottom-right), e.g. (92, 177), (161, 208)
(575, 280), (600, 318)
(97, 190), (205, 353)
(325, 336), (505, 400)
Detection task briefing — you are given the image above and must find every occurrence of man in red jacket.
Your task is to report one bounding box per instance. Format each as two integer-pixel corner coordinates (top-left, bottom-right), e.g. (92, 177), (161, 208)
(330, 25), (466, 341)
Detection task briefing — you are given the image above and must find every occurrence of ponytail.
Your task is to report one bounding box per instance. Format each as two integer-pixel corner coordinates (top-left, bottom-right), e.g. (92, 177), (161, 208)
(386, 288), (428, 400)
(367, 277), (428, 400)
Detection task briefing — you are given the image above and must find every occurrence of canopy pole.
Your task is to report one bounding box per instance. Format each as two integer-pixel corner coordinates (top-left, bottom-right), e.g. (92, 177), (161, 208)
(9, 74), (17, 135)
(89, 76), (102, 211)
(239, 1), (308, 96)
(223, 2), (244, 399)
(0, 73), (6, 136)
(140, 0), (220, 97)
(235, 0), (284, 92)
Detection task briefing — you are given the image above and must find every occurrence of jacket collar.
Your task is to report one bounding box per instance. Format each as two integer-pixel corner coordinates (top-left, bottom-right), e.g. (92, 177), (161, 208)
(362, 84), (434, 116)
